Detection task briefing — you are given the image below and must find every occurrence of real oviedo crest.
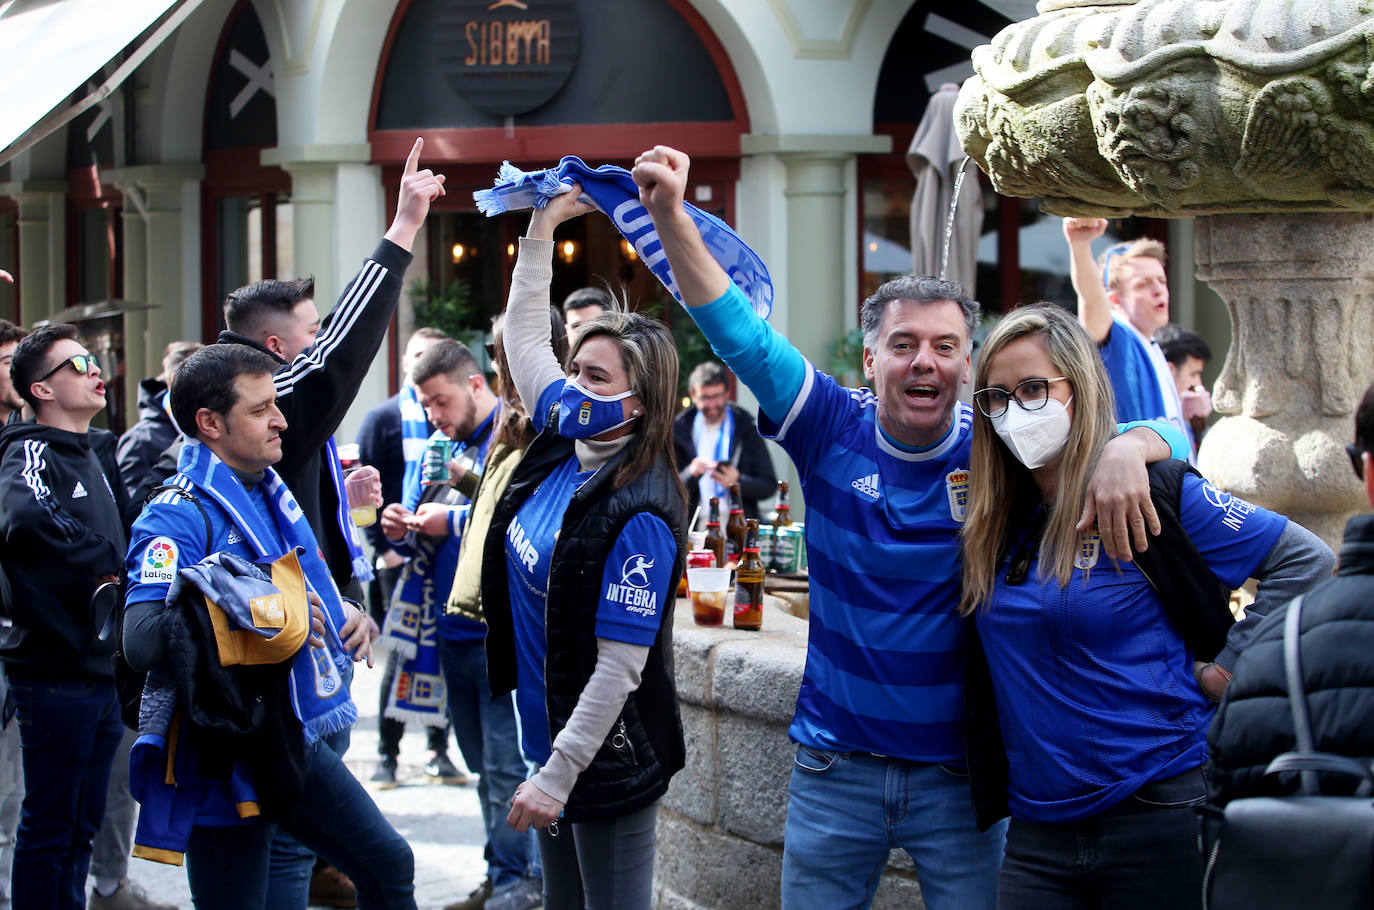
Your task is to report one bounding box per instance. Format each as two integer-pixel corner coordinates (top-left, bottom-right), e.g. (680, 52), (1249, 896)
(946, 470), (969, 522)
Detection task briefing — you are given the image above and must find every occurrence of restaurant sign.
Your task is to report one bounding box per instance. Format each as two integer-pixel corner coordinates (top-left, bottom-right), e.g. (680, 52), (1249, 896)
(437, 0), (581, 116)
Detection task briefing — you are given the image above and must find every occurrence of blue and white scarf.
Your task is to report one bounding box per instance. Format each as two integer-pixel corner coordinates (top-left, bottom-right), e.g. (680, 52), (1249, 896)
(176, 440), (358, 743)
(474, 157), (774, 319)
(399, 383), (431, 511)
(692, 406), (734, 503)
(380, 550), (447, 729)
(325, 436), (373, 584)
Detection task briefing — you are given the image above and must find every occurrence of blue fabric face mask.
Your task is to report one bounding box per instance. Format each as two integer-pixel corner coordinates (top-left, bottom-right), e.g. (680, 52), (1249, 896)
(557, 379), (639, 439)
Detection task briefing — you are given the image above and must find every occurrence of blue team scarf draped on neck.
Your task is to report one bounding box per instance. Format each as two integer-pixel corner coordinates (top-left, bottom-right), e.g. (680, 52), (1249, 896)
(692, 406), (733, 501)
(399, 383), (430, 510)
(176, 440), (357, 743)
(325, 436), (373, 584)
(474, 157), (774, 319)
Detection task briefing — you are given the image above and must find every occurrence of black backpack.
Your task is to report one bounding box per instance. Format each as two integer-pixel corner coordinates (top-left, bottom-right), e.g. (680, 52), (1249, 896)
(110, 483), (213, 730)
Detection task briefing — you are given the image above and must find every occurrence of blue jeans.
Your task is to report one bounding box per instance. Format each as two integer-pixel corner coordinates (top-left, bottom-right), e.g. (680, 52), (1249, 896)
(438, 637), (531, 889)
(997, 767), (1206, 910)
(5, 671), (124, 910)
(187, 736), (415, 910)
(265, 661), (353, 909)
(263, 725), (351, 910)
(782, 747), (1006, 910)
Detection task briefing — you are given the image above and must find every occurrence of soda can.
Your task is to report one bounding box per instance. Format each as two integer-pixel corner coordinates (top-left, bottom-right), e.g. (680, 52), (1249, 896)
(773, 525), (801, 573)
(757, 524), (775, 569)
(423, 437), (453, 483)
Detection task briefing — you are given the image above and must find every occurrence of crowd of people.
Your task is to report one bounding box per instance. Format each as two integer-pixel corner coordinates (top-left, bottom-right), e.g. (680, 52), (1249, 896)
(0, 136), (1364, 910)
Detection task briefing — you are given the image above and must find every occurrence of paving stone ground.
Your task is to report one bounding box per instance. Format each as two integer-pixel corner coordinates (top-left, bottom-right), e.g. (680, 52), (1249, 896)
(124, 656), (490, 909)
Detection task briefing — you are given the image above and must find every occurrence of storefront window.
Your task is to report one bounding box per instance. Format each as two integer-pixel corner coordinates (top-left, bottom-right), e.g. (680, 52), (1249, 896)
(216, 192), (293, 306)
(862, 179), (914, 301)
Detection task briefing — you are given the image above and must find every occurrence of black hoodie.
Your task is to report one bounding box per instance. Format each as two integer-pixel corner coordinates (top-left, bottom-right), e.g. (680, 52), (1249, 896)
(116, 377), (174, 502)
(0, 421), (129, 678)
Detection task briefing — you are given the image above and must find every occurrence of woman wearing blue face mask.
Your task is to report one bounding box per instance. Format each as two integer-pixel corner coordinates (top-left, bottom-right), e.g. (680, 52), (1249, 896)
(958, 304), (1332, 909)
(480, 184), (687, 910)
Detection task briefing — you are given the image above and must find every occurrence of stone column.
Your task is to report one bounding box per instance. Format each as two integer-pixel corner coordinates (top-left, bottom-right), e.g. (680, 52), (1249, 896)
(105, 164), (205, 378)
(118, 199), (150, 421)
(261, 145), (388, 444)
(1195, 213), (1374, 548)
(0, 182), (67, 323)
(740, 135), (890, 369)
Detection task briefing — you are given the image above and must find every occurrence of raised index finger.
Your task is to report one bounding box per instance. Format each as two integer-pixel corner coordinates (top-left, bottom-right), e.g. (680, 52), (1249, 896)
(403, 137), (424, 177)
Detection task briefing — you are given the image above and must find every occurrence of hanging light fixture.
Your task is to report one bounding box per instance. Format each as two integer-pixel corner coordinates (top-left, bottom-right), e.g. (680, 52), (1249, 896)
(621, 238), (638, 261)
(557, 238), (580, 264)
(451, 243), (467, 264)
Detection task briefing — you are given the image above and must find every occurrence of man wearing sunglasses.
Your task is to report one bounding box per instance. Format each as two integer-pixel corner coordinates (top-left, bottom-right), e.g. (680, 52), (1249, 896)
(0, 324), (131, 908)
(1063, 218), (1190, 458)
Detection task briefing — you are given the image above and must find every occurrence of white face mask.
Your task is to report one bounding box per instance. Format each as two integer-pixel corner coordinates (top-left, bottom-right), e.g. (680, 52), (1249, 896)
(990, 396), (1073, 470)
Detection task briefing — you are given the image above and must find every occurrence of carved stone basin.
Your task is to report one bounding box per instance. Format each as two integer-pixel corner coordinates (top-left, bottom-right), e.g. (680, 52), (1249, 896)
(956, 0), (1374, 216)
(956, 0), (1374, 546)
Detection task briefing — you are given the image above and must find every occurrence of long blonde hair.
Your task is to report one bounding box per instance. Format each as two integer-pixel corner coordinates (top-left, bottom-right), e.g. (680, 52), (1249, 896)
(959, 304), (1119, 615)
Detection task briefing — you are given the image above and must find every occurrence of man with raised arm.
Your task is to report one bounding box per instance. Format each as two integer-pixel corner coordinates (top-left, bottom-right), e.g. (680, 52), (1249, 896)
(1063, 217), (1187, 442)
(630, 146), (1189, 909)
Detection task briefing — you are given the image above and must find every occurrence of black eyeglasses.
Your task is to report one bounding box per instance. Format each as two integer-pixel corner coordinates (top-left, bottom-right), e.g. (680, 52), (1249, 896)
(1350, 444), (1368, 481)
(38, 353), (97, 383)
(973, 377), (1068, 419)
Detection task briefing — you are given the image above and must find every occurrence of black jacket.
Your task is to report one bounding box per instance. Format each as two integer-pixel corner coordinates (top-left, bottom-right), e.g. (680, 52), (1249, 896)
(131, 240), (412, 595)
(0, 422), (129, 678)
(672, 403), (777, 521)
(116, 378), (175, 509)
(483, 419), (687, 822)
(1207, 514), (1374, 806)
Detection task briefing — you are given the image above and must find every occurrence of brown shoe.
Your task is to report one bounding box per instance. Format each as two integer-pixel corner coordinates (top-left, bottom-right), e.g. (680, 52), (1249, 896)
(309, 865), (357, 909)
(443, 878), (492, 910)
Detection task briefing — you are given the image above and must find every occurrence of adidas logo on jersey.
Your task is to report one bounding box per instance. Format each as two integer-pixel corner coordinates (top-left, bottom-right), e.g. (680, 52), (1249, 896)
(71, 481), (88, 499)
(851, 472), (880, 500)
(225, 528), (244, 545)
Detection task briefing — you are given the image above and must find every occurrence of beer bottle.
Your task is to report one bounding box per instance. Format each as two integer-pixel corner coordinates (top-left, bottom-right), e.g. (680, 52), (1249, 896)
(734, 519), (764, 631)
(703, 497), (726, 569)
(772, 481), (792, 527)
(725, 482), (747, 565)
(771, 481), (793, 573)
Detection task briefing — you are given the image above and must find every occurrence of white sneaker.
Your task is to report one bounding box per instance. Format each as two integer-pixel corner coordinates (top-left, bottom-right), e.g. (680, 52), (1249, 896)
(485, 877), (543, 910)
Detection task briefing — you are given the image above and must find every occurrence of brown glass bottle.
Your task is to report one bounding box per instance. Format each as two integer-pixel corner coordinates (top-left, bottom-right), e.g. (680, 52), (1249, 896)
(733, 520), (764, 631)
(703, 497), (726, 569)
(725, 482), (747, 565)
(772, 481), (792, 527)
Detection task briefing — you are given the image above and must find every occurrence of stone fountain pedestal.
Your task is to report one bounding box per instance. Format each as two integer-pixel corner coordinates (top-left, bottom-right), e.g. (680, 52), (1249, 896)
(1194, 213), (1372, 545)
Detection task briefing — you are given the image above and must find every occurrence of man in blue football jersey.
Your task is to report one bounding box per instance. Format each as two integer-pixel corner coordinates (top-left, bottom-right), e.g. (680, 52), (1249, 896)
(631, 146), (1189, 910)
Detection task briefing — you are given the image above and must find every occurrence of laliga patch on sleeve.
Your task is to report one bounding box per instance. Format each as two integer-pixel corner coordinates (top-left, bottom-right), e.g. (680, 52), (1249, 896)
(140, 537), (179, 585)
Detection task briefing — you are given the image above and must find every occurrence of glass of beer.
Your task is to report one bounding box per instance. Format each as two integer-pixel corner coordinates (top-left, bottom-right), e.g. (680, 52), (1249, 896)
(686, 567), (731, 626)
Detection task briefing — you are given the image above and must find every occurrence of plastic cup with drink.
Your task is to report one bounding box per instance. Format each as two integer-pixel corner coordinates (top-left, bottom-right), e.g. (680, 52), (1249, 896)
(345, 465), (380, 528)
(686, 565), (731, 626)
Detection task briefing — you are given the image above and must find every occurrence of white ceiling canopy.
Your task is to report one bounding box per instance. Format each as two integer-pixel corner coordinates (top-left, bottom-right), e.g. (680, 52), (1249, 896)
(0, 0), (205, 167)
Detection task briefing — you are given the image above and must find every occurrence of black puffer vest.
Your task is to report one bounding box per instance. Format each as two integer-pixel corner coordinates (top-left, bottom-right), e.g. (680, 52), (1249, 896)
(1207, 514), (1374, 807)
(482, 417), (688, 822)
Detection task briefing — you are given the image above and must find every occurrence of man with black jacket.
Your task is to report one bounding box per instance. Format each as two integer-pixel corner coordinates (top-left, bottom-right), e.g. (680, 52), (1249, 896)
(0, 323), (130, 909)
(1209, 382), (1374, 806)
(672, 360), (777, 523)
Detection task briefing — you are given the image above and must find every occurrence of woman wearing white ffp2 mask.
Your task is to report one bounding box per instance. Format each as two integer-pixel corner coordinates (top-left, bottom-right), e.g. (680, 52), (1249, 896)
(958, 303), (1330, 910)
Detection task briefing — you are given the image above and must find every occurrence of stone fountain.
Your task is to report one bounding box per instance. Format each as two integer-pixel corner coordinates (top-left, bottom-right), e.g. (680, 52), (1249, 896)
(955, 0), (1374, 546)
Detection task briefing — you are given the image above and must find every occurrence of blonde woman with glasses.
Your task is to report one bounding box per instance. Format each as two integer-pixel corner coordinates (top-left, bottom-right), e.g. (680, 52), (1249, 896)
(959, 303), (1332, 909)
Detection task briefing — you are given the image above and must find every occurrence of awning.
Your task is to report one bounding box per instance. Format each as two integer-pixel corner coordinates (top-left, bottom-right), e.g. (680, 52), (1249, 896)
(0, 0), (205, 167)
